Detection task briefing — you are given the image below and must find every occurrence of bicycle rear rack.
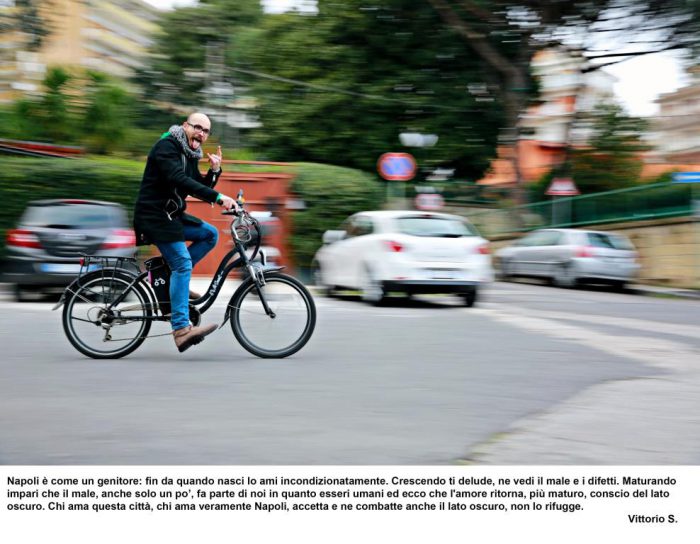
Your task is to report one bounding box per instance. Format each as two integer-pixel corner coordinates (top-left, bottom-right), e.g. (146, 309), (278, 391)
(77, 254), (142, 278)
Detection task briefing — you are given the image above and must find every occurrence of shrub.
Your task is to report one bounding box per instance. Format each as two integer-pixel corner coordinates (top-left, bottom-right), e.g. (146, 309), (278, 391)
(288, 163), (383, 268)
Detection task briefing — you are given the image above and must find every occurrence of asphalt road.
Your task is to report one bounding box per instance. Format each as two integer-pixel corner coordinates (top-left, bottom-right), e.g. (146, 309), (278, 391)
(0, 280), (698, 465)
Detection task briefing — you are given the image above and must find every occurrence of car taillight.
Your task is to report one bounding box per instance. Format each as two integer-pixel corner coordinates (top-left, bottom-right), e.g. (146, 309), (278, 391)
(101, 229), (136, 249)
(476, 243), (490, 255)
(576, 246), (594, 258)
(383, 240), (404, 253)
(6, 229), (41, 249)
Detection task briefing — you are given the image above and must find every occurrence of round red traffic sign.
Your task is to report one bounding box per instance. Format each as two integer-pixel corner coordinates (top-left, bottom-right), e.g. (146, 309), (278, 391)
(377, 153), (416, 181)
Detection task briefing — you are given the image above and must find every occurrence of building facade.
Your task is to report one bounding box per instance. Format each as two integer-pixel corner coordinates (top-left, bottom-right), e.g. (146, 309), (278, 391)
(1, 0), (159, 103)
(478, 47), (617, 186)
(649, 67), (700, 164)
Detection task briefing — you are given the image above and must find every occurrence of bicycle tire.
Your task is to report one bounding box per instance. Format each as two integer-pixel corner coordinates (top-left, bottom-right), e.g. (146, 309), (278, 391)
(62, 270), (153, 359)
(230, 272), (316, 358)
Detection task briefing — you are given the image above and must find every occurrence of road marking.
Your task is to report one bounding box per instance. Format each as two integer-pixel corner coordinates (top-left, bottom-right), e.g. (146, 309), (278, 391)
(488, 306), (700, 340)
(476, 307), (699, 374)
(468, 305), (700, 464)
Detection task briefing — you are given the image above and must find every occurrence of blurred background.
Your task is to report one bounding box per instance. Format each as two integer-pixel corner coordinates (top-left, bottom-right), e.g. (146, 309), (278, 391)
(1, 0), (700, 292)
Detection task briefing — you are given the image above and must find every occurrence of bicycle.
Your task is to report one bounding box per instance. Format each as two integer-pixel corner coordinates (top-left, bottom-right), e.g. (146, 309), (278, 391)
(53, 190), (316, 359)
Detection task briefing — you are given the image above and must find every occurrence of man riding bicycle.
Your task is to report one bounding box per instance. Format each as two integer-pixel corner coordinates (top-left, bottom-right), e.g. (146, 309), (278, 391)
(134, 113), (237, 352)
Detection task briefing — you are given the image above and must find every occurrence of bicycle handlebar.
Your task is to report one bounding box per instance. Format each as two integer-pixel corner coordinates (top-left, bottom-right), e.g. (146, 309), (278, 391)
(220, 188), (247, 216)
(219, 189), (262, 261)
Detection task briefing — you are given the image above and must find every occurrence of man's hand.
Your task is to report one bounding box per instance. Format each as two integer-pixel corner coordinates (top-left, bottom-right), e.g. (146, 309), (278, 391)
(207, 145), (222, 172)
(217, 194), (239, 212)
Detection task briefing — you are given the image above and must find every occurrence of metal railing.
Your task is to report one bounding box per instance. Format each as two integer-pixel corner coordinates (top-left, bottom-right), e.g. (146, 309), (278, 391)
(468, 182), (696, 238)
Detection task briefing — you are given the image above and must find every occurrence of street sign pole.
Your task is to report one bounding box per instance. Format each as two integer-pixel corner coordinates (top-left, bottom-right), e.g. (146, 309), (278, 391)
(546, 178), (580, 227)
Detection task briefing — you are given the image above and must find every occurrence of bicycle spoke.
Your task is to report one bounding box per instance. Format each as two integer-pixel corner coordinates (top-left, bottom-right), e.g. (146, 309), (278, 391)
(69, 315), (97, 325)
(63, 273), (152, 359)
(230, 274), (316, 358)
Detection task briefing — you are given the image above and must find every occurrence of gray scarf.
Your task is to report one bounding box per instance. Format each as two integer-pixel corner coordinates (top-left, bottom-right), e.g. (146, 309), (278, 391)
(167, 124), (203, 160)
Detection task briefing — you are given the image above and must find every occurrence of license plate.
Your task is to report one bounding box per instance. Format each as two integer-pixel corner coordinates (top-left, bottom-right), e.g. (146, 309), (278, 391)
(40, 263), (99, 273)
(41, 263), (81, 273)
(429, 269), (461, 280)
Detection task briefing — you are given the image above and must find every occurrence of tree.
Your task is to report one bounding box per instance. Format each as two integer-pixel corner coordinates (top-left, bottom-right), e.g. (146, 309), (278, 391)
(136, 0), (700, 186)
(244, 1), (504, 178)
(422, 0), (700, 200)
(134, 0), (263, 107)
(529, 102), (649, 200)
(13, 67), (76, 143)
(82, 72), (133, 154)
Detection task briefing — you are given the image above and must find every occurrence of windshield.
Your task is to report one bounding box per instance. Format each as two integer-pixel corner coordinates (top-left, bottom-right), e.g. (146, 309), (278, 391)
(22, 203), (125, 229)
(395, 216), (478, 238)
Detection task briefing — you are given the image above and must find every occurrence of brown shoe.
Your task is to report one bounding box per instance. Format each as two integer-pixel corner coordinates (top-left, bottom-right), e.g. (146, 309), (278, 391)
(173, 323), (217, 353)
(189, 289), (202, 300)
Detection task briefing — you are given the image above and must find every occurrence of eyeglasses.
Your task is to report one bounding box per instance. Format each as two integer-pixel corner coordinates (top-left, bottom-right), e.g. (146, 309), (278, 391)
(186, 122), (211, 136)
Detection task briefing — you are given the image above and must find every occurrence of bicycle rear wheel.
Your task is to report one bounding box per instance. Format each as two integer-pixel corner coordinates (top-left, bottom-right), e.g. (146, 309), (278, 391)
(62, 270), (152, 359)
(230, 272), (316, 358)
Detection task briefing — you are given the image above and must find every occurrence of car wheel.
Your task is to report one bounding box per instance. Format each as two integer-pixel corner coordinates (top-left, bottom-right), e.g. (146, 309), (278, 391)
(461, 287), (478, 307)
(553, 262), (577, 288)
(311, 260), (334, 297)
(360, 265), (386, 306)
(499, 259), (513, 281)
(14, 284), (39, 302)
(611, 280), (628, 293)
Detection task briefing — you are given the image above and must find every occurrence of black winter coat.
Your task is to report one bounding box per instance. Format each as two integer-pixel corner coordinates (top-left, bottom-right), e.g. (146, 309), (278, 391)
(133, 135), (221, 245)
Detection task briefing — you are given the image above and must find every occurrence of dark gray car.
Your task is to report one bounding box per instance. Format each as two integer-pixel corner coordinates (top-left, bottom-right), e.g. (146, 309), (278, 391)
(2, 199), (135, 300)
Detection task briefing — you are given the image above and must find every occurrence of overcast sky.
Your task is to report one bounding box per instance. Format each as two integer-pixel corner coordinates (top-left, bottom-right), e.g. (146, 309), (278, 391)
(143, 0), (304, 13)
(142, 0), (686, 117)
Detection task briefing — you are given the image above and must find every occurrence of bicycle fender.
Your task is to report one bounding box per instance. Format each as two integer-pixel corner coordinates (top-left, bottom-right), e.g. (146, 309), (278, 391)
(262, 265), (286, 274)
(52, 277), (82, 311)
(221, 268), (287, 326)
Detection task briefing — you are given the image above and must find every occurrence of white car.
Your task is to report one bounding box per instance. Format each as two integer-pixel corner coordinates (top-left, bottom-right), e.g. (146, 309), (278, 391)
(312, 210), (494, 306)
(495, 228), (640, 289)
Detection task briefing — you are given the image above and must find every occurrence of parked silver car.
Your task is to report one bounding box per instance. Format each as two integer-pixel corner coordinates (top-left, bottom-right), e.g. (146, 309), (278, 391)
(2, 199), (135, 300)
(495, 228), (640, 289)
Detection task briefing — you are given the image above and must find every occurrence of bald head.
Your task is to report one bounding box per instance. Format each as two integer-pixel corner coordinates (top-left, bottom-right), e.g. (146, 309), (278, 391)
(183, 113), (211, 151)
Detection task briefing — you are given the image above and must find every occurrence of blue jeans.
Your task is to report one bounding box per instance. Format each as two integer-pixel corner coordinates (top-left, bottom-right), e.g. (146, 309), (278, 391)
(155, 221), (218, 331)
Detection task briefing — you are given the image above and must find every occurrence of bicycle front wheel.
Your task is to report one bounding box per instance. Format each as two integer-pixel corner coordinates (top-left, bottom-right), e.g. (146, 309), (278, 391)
(62, 270), (152, 359)
(230, 272), (316, 358)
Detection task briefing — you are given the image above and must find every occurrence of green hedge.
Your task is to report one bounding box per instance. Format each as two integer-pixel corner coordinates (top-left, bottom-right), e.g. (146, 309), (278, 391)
(288, 163), (383, 269)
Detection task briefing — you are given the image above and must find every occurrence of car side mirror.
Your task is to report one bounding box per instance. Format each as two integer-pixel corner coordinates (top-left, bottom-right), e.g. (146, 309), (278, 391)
(322, 230), (346, 244)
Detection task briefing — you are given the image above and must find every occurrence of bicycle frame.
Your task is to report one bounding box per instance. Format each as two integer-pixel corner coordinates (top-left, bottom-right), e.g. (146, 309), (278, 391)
(57, 191), (317, 360)
(54, 208), (284, 327)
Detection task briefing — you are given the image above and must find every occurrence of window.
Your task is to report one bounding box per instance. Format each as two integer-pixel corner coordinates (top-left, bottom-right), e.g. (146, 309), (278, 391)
(395, 216), (477, 237)
(344, 216), (374, 238)
(22, 203), (125, 229)
(587, 232), (633, 250)
(518, 230), (556, 246)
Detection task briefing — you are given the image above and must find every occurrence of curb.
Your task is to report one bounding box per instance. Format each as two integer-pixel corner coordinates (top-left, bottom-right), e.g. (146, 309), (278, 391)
(631, 285), (700, 300)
